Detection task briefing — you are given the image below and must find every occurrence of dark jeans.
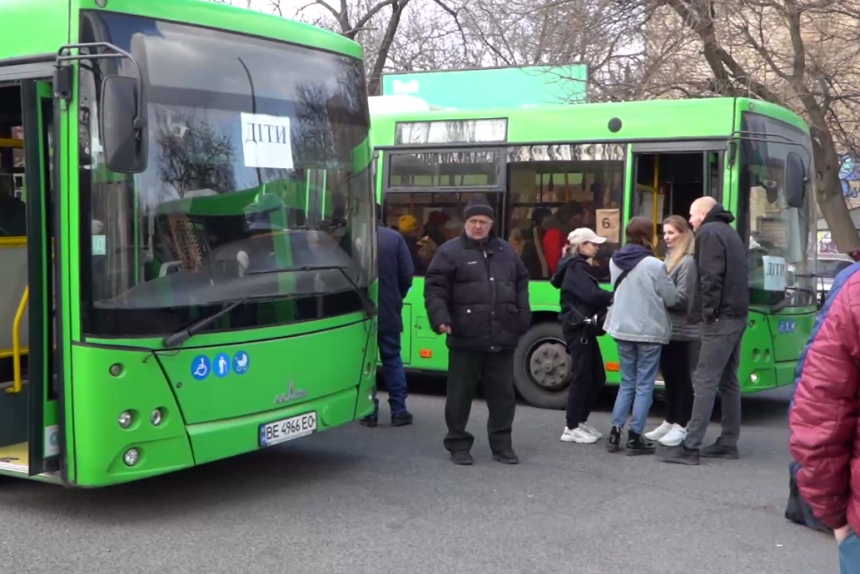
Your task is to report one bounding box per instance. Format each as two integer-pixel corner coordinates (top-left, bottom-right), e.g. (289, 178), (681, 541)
(841, 529), (860, 574)
(660, 340), (700, 427)
(564, 329), (606, 429)
(371, 331), (409, 418)
(684, 316), (746, 450)
(444, 348), (516, 454)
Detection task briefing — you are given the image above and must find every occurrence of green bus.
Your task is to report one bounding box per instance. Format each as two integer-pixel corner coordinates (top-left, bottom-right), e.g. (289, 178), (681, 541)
(0, 0), (379, 486)
(371, 96), (818, 409)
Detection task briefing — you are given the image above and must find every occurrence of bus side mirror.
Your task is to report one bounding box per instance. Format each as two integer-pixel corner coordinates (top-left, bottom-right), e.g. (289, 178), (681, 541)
(784, 151), (805, 209)
(99, 75), (148, 174)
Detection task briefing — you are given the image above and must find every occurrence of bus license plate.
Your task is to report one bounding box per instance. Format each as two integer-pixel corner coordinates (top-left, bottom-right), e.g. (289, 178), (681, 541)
(259, 412), (317, 447)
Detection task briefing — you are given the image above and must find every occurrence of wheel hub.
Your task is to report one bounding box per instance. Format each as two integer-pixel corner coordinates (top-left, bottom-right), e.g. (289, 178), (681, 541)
(528, 340), (571, 390)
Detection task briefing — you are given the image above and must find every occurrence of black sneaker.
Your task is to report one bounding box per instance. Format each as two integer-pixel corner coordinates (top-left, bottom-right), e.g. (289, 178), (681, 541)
(391, 412), (414, 427)
(450, 450), (473, 465)
(659, 444), (700, 465)
(626, 431), (656, 456)
(359, 416), (378, 428)
(701, 438), (739, 459)
(606, 425), (623, 453)
(492, 449), (519, 465)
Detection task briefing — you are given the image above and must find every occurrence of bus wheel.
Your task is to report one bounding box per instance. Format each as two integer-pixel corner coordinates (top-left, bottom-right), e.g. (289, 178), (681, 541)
(513, 322), (571, 409)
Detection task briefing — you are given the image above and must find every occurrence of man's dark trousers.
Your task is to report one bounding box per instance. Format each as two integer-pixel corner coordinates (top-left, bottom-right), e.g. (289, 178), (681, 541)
(375, 332), (408, 416)
(444, 348), (516, 454)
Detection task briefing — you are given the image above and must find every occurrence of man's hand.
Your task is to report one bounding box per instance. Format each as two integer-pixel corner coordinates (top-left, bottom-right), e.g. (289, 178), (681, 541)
(438, 324), (451, 334)
(835, 524), (852, 544)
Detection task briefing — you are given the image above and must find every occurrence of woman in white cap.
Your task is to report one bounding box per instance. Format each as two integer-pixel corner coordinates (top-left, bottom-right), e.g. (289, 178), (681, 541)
(551, 227), (614, 444)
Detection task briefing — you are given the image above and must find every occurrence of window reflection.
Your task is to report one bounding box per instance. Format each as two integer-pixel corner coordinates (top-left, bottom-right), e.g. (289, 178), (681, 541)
(738, 113), (815, 307)
(79, 11), (373, 338)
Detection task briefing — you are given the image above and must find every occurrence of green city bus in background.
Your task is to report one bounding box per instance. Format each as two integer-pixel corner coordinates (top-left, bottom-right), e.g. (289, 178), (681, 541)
(370, 96), (818, 409)
(0, 0), (378, 486)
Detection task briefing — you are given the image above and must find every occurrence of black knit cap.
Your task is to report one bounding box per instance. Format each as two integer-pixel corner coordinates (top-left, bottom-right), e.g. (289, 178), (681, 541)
(463, 194), (494, 221)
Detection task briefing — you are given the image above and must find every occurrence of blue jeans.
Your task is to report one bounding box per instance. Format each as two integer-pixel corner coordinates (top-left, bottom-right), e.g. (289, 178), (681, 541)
(611, 341), (662, 434)
(371, 332), (409, 418)
(841, 530), (860, 574)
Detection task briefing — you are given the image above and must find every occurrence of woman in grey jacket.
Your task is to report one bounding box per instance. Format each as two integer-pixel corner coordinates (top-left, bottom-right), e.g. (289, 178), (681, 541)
(644, 216), (701, 447)
(604, 217), (678, 454)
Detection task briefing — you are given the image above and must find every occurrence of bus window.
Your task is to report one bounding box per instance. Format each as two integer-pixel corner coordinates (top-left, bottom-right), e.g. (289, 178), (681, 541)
(505, 143), (626, 282)
(382, 191), (497, 276)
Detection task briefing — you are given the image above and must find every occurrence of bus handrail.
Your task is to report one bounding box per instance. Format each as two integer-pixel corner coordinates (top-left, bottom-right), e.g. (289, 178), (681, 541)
(8, 286), (28, 394)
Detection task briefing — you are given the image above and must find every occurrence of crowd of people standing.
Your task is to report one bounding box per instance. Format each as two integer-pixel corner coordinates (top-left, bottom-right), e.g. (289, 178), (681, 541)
(364, 193), (857, 573)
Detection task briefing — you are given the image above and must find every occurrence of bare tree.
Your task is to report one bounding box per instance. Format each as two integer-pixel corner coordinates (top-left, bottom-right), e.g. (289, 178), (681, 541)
(635, 0), (860, 250)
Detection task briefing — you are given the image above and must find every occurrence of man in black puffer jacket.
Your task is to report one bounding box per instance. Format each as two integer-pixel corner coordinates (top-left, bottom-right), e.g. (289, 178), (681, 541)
(424, 194), (531, 466)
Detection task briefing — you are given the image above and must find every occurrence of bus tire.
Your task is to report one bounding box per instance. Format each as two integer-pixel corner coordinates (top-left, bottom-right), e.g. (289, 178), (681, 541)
(513, 322), (571, 410)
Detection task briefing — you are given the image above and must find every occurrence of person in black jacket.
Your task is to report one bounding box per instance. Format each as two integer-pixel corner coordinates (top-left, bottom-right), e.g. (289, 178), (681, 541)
(660, 196), (750, 466)
(551, 228), (614, 445)
(424, 194), (531, 466)
(361, 204), (415, 428)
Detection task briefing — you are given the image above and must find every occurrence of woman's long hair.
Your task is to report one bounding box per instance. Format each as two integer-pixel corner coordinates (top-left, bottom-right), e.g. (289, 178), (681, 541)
(663, 215), (695, 273)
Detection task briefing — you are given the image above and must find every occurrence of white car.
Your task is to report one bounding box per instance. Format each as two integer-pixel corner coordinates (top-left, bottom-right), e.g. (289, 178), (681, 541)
(814, 253), (854, 294)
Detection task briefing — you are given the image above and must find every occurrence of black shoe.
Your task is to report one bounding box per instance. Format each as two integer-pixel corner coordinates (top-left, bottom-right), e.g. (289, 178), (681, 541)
(606, 425), (623, 453)
(359, 416), (377, 428)
(391, 411), (414, 427)
(626, 431), (656, 456)
(450, 450), (473, 465)
(701, 438), (739, 459)
(492, 449), (519, 465)
(659, 444), (700, 465)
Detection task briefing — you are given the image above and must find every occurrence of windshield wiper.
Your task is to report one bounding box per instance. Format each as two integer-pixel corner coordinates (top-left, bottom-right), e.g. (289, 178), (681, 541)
(162, 296), (251, 348)
(248, 264), (378, 319)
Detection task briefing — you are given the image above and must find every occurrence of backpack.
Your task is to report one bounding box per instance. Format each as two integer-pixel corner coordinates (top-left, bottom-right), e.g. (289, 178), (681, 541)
(784, 461), (832, 533)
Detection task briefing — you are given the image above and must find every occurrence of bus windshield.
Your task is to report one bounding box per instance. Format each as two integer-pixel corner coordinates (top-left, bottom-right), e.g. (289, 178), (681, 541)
(78, 11), (373, 338)
(739, 112), (816, 308)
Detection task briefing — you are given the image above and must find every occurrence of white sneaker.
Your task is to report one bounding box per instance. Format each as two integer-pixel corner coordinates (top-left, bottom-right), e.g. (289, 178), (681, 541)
(644, 421), (673, 441)
(659, 424), (688, 446)
(561, 427), (598, 444)
(579, 423), (602, 439)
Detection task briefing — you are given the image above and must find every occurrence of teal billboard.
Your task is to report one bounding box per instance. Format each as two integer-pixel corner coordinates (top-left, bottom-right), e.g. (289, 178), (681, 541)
(381, 65), (588, 110)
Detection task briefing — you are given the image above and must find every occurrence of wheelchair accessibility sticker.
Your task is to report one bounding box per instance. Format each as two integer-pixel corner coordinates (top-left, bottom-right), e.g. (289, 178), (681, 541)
(778, 319), (797, 334)
(191, 355), (211, 380)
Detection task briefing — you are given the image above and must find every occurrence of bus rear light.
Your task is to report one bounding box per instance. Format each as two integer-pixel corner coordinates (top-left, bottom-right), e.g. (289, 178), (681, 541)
(605, 362), (619, 372)
(419, 349), (432, 358)
(118, 411), (133, 429)
(123, 448), (140, 466)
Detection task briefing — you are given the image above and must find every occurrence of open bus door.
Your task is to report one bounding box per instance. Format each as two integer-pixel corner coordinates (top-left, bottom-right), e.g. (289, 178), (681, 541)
(629, 141), (725, 256)
(0, 76), (61, 480)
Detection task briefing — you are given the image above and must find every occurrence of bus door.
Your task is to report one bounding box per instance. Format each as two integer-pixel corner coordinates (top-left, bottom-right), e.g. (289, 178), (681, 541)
(629, 141), (726, 255)
(0, 77), (61, 478)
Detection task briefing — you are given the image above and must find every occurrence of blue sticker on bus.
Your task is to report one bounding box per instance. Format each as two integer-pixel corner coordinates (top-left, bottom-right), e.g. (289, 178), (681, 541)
(233, 351), (250, 374)
(214, 353), (231, 378)
(191, 356), (211, 380)
(778, 319), (797, 334)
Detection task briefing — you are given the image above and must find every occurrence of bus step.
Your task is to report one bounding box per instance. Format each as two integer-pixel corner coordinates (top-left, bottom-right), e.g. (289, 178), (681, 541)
(0, 442), (28, 473)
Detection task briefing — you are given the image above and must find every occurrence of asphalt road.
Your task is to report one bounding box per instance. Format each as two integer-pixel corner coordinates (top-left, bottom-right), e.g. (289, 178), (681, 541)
(0, 380), (838, 574)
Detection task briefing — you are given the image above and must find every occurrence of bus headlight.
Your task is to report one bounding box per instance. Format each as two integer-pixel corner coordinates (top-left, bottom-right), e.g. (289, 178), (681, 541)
(151, 408), (164, 426)
(750, 373), (759, 383)
(118, 411), (133, 429)
(123, 448), (140, 466)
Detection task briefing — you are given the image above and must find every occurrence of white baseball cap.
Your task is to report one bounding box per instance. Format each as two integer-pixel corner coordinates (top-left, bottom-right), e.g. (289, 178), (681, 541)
(567, 227), (607, 245)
